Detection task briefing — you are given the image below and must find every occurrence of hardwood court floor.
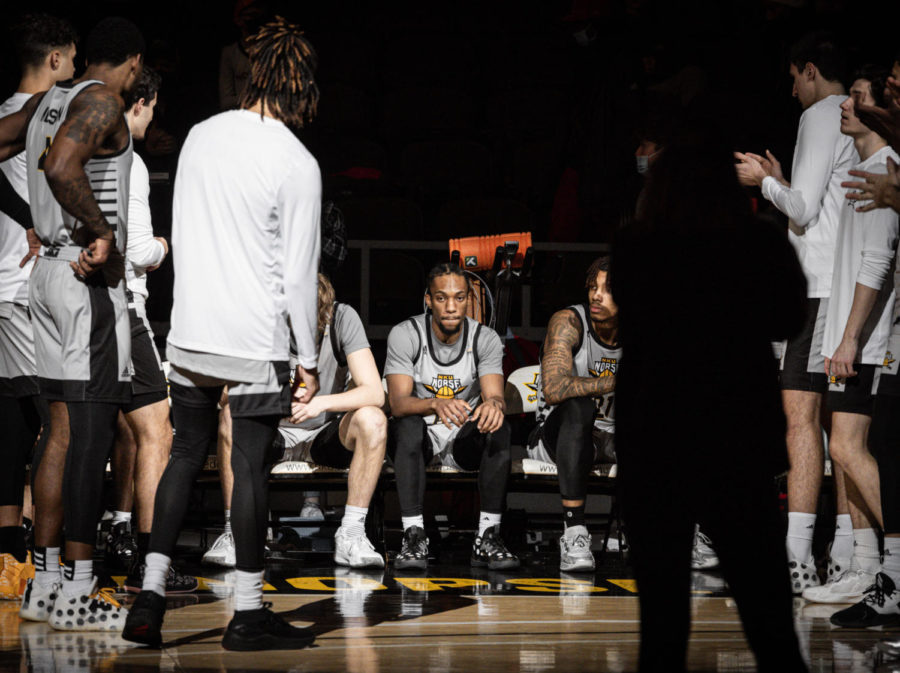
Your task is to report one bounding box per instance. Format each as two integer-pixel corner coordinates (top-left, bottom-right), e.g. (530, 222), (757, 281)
(1, 559), (898, 672)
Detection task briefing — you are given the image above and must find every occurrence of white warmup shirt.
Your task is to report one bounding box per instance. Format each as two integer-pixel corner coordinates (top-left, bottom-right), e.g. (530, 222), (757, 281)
(0, 93), (34, 305)
(125, 153), (165, 302)
(821, 145), (900, 364)
(761, 95), (857, 298)
(167, 110), (321, 371)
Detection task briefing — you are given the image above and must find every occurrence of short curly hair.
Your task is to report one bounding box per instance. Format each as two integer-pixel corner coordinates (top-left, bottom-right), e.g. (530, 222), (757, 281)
(85, 16), (145, 67)
(11, 13), (78, 70)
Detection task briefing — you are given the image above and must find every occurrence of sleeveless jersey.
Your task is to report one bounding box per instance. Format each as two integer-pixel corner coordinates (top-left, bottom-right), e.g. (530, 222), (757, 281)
(536, 303), (621, 433)
(409, 313), (483, 426)
(26, 80), (132, 253)
(288, 302), (351, 430)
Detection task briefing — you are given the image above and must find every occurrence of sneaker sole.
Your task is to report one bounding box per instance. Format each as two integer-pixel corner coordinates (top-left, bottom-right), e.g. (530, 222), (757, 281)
(394, 558), (427, 570)
(202, 556), (236, 568)
(222, 631), (315, 651)
(122, 623), (163, 647)
(334, 555), (386, 569)
(830, 613), (900, 628)
(470, 558), (521, 570)
(801, 591), (866, 604)
(560, 560), (595, 572)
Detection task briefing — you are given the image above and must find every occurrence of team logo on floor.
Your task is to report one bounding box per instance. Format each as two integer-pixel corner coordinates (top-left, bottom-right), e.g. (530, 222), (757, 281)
(588, 357), (617, 378)
(424, 374), (468, 399)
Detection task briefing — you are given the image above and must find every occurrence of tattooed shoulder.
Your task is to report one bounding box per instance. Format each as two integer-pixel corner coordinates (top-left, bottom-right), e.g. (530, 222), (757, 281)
(63, 87), (125, 147)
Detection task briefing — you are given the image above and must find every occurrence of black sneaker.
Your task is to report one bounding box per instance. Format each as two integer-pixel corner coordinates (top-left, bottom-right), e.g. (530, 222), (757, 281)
(105, 521), (137, 571)
(830, 573), (900, 628)
(124, 561), (199, 594)
(222, 603), (315, 651)
(122, 590), (167, 647)
(394, 526), (429, 570)
(471, 525), (520, 570)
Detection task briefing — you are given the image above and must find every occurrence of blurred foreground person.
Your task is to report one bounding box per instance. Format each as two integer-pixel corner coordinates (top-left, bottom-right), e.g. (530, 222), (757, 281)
(612, 120), (809, 673)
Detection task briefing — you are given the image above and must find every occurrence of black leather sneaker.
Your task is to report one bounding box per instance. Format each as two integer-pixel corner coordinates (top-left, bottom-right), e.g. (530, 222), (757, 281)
(222, 604), (315, 651)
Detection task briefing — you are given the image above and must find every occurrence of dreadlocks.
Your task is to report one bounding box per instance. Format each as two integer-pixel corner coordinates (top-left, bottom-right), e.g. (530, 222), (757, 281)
(240, 16), (319, 128)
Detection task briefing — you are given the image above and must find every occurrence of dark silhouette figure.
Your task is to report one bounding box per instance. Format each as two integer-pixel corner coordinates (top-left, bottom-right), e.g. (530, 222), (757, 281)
(611, 120), (809, 672)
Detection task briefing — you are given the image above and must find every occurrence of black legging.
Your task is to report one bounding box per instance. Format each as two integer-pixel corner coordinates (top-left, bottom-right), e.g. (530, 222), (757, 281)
(536, 397), (595, 501)
(388, 415), (511, 517)
(870, 392), (900, 533)
(0, 395), (41, 507)
(64, 402), (119, 544)
(618, 448), (806, 673)
(149, 382), (280, 571)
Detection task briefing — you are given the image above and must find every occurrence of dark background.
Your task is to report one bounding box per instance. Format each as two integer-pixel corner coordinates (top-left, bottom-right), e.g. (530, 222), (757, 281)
(1, 0), (899, 349)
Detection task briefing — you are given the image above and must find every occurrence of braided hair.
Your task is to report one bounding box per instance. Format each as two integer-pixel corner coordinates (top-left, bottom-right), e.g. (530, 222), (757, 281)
(240, 16), (319, 128)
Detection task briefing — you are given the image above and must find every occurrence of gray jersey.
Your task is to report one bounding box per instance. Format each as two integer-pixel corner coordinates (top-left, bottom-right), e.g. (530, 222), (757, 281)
(289, 302), (370, 430)
(26, 80), (131, 253)
(405, 313), (484, 425)
(536, 303), (621, 433)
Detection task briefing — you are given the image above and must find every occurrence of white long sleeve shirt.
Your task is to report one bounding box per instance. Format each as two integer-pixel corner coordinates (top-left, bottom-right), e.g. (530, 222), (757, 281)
(0, 93), (34, 305)
(821, 145), (900, 364)
(761, 95), (857, 298)
(125, 153), (165, 302)
(167, 110), (321, 369)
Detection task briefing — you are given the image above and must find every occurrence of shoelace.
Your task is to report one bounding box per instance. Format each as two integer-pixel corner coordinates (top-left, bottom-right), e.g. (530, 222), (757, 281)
(92, 586), (122, 609)
(862, 575), (897, 609)
(569, 534), (590, 550)
(211, 533), (233, 551)
(695, 532), (714, 548)
(402, 535), (427, 558)
(482, 535), (515, 559)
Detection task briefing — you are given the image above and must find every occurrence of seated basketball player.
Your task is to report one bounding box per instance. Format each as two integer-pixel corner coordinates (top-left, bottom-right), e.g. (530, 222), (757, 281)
(276, 273), (387, 568)
(527, 256), (619, 572)
(385, 263), (519, 571)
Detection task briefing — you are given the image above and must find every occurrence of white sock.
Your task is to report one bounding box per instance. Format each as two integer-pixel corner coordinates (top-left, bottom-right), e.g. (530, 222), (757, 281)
(62, 559), (93, 596)
(478, 512), (502, 537)
(853, 528), (881, 574)
(142, 552), (171, 598)
(223, 509), (232, 536)
(341, 505), (367, 537)
(234, 569), (264, 612)
(402, 515), (425, 532)
(33, 546), (61, 586)
(883, 537), (900, 585)
(831, 514), (854, 560)
(111, 510), (132, 526)
(786, 512), (816, 561)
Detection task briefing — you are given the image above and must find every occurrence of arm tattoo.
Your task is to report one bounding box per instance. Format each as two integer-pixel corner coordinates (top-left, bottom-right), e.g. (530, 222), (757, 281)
(48, 89), (124, 241)
(541, 310), (614, 405)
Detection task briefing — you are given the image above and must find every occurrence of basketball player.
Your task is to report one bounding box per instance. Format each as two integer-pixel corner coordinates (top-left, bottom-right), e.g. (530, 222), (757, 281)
(99, 66), (195, 594)
(831, 128), (900, 631)
(385, 263), (519, 571)
(527, 256), (618, 572)
(735, 32), (856, 592)
(0, 17), (144, 629)
(278, 273), (386, 568)
(123, 17), (320, 650)
(0, 13), (77, 600)
(803, 69), (899, 604)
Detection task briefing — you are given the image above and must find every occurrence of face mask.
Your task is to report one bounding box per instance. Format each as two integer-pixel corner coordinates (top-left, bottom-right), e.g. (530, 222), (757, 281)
(636, 155), (650, 174)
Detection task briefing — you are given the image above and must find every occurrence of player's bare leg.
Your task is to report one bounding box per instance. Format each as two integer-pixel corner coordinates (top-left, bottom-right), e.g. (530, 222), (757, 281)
(334, 406), (387, 568)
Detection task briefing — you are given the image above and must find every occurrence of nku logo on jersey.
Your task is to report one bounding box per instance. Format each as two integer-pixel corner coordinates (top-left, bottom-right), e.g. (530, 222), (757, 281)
(424, 374), (467, 399)
(588, 357), (618, 378)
